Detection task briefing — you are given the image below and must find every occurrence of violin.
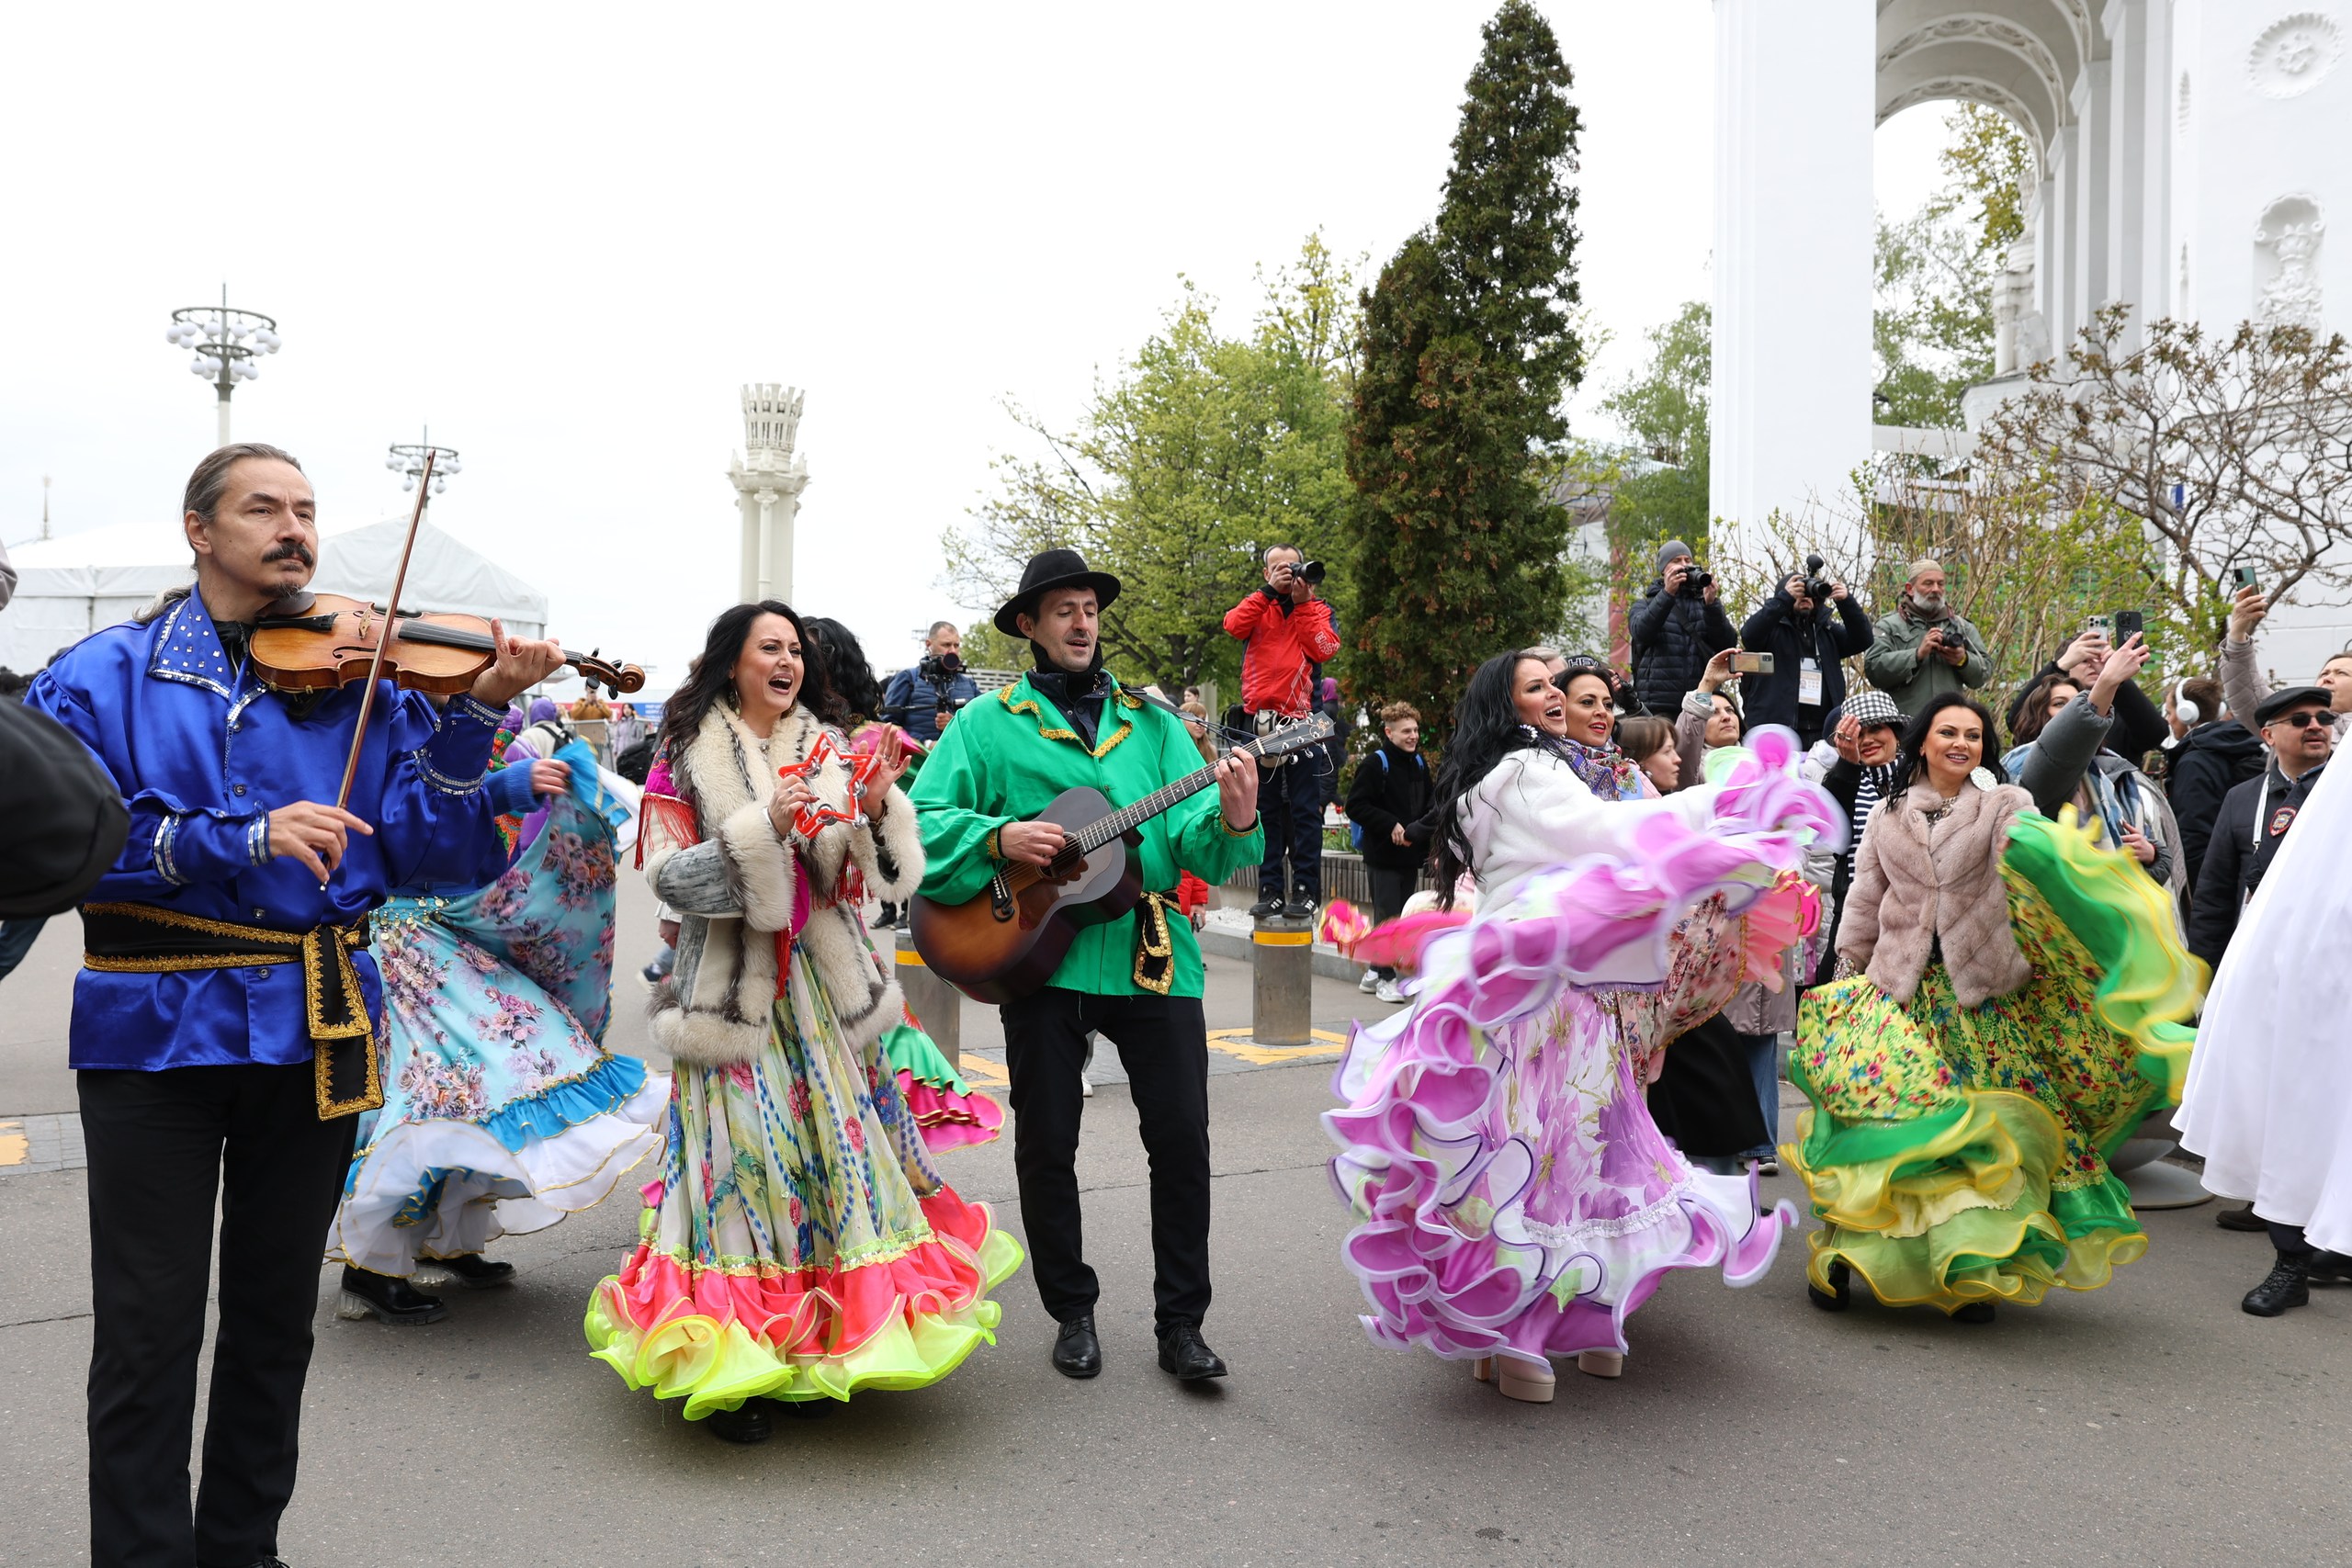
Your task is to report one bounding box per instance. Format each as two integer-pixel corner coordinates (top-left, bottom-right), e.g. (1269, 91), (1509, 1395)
(250, 592), (645, 698)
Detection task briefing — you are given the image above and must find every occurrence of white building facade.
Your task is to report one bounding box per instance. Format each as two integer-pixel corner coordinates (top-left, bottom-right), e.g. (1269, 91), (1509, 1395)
(1713, 1), (2352, 674)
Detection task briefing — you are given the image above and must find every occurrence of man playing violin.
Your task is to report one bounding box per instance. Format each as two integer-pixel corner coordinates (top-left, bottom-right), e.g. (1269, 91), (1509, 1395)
(910, 548), (1262, 1386)
(25, 442), (563, 1568)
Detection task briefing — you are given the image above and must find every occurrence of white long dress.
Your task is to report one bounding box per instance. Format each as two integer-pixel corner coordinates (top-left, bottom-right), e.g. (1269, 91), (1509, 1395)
(2177, 757), (2352, 1251)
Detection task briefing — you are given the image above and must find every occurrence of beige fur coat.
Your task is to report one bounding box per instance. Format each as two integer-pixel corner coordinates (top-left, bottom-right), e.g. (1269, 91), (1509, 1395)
(641, 701), (922, 1066)
(1837, 779), (2033, 1008)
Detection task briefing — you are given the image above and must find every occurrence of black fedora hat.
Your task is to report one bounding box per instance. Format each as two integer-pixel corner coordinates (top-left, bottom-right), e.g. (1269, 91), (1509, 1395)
(994, 547), (1122, 637)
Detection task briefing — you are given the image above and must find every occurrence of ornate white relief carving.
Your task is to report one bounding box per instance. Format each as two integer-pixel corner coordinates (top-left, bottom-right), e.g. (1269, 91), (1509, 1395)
(1877, 17), (2066, 110)
(2177, 72), (2190, 131)
(2248, 13), (2342, 98)
(2254, 197), (2324, 328)
(1877, 78), (2039, 145)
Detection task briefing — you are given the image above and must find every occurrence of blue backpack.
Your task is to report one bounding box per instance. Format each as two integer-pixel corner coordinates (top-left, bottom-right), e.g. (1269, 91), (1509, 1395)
(1347, 750), (1391, 850)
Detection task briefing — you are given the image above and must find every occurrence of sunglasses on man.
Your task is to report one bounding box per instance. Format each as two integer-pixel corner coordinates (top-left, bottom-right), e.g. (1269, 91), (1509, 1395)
(2273, 710), (2333, 729)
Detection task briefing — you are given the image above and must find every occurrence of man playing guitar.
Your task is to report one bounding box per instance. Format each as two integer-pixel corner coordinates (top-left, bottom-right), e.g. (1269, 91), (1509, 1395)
(910, 548), (1261, 1384)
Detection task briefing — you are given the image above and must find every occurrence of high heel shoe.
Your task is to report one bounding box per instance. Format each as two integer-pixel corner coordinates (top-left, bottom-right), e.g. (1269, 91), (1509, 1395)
(1575, 1348), (1623, 1379)
(1472, 1353), (1555, 1403)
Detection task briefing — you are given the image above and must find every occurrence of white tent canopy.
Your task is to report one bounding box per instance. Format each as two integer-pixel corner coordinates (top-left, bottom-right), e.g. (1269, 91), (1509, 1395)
(0, 515), (548, 675)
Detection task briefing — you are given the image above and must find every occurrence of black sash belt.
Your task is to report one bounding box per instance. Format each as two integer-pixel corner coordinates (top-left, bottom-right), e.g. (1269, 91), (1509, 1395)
(80, 901), (382, 1119)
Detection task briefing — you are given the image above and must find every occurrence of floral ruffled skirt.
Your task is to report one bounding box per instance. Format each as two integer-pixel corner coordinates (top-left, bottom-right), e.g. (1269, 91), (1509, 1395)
(586, 952), (1022, 1416)
(1787, 810), (2201, 1313)
(329, 795), (665, 1278)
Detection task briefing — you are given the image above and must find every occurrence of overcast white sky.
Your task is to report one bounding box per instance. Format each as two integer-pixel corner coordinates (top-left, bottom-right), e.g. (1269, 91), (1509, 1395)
(0, 2), (1950, 694)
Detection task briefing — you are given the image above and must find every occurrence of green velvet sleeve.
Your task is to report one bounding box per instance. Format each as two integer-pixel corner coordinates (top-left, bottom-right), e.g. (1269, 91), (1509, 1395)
(909, 709), (1013, 903)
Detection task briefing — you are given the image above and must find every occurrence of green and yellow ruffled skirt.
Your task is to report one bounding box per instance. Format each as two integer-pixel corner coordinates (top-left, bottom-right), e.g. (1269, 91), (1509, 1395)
(1785, 809), (2202, 1313)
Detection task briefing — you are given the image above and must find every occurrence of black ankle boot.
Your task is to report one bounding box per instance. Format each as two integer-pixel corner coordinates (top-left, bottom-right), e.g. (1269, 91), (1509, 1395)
(707, 1404), (772, 1444)
(428, 1252), (515, 1289)
(336, 1266), (447, 1325)
(2244, 1255), (2312, 1316)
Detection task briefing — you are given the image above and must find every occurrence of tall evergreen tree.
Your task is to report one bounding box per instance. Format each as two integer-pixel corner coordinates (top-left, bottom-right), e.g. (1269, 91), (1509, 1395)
(1342, 0), (1585, 735)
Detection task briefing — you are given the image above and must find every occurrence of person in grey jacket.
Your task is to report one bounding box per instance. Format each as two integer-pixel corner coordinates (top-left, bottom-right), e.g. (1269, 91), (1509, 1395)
(1861, 558), (1991, 719)
(2003, 635), (2182, 897)
(2217, 583), (2351, 744)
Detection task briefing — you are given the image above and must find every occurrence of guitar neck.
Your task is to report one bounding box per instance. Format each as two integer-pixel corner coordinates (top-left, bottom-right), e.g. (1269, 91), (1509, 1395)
(1069, 728), (1307, 853)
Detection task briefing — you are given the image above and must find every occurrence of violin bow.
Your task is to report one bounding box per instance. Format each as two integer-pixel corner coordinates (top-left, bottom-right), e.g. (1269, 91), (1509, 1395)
(334, 447), (438, 811)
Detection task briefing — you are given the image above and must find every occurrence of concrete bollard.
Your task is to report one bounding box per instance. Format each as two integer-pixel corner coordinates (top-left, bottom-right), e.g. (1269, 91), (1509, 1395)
(1250, 917), (1315, 1046)
(895, 927), (960, 1055)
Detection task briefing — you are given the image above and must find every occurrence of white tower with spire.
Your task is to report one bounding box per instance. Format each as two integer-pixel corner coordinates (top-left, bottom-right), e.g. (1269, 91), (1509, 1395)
(727, 384), (810, 605)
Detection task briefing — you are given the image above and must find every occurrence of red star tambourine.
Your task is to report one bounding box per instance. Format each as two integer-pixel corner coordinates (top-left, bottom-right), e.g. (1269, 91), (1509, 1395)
(775, 732), (885, 839)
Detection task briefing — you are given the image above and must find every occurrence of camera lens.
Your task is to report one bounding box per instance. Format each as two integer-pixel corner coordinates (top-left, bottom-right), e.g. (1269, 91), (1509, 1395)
(1300, 560), (1327, 584)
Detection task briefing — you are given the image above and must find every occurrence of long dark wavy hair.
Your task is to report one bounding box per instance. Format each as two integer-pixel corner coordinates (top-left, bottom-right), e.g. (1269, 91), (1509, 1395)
(800, 615), (884, 726)
(657, 601), (840, 762)
(1897, 692), (2009, 790)
(1429, 651), (1551, 908)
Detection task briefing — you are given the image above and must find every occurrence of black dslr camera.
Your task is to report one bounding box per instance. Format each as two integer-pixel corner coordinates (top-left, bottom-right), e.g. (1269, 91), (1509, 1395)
(1803, 553), (1833, 604)
(1673, 561), (1713, 599)
(917, 649), (964, 688)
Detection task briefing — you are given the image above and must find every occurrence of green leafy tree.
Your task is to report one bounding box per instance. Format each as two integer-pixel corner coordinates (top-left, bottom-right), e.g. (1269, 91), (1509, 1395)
(1875, 105), (2032, 428)
(1599, 299), (1712, 580)
(1342, 1), (1585, 736)
(947, 235), (1360, 693)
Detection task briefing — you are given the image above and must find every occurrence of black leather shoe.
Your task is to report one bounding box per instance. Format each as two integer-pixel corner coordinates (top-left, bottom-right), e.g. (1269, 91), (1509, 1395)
(427, 1252), (515, 1289)
(1249, 897), (1284, 919)
(1283, 897), (1318, 921)
(2245, 1256), (2313, 1315)
(1052, 1314), (1102, 1379)
(1806, 1259), (1850, 1313)
(2217, 1202), (2267, 1232)
(2306, 1250), (2352, 1286)
(707, 1404), (773, 1444)
(1951, 1301), (1996, 1324)
(335, 1266), (447, 1325)
(1156, 1320), (1227, 1381)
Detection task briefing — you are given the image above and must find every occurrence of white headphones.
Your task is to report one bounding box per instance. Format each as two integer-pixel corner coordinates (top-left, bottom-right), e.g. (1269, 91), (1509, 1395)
(2171, 679), (2201, 728)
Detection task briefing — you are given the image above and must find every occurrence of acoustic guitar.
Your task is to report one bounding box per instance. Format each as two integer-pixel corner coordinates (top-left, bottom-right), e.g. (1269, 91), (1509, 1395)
(910, 713), (1336, 1003)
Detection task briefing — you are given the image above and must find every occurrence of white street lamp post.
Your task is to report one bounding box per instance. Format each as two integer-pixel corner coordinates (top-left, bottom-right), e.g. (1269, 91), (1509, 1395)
(164, 286), (281, 446)
(385, 435), (463, 496)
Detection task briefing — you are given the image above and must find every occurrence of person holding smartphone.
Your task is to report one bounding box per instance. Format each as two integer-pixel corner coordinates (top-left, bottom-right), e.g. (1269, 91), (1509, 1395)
(2001, 633), (2183, 896)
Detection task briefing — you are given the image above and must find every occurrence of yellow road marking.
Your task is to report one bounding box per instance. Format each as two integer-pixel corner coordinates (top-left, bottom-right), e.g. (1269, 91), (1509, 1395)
(1250, 930), (1314, 946)
(957, 1054), (1011, 1087)
(1204, 1027), (1347, 1066)
(0, 1122), (24, 1168)
(894, 949), (927, 966)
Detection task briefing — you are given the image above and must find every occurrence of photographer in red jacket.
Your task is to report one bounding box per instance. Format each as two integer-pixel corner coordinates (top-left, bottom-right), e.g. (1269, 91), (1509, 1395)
(1224, 545), (1341, 917)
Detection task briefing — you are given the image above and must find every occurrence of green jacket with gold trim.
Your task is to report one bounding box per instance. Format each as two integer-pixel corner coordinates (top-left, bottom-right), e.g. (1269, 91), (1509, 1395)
(909, 671), (1264, 998)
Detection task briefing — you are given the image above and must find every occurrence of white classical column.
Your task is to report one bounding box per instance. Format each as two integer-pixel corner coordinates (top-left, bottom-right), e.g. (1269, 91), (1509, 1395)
(2105, 0), (2154, 339)
(2071, 61), (2115, 331)
(2048, 124), (2082, 345)
(727, 385), (811, 606)
(1710, 0), (1874, 559)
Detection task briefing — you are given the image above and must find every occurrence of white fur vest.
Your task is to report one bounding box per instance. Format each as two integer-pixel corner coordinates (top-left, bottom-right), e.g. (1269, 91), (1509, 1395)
(641, 702), (924, 1066)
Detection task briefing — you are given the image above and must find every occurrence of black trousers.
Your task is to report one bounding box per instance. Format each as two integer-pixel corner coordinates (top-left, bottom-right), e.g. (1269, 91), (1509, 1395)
(80, 1063), (358, 1568)
(1256, 758), (1327, 903)
(1364, 863), (1419, 981)
(999, 987), (1211, 1330)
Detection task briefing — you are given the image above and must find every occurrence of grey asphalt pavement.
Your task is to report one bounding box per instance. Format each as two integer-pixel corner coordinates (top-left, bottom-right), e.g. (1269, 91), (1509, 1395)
(2, 882), (2347, 1565)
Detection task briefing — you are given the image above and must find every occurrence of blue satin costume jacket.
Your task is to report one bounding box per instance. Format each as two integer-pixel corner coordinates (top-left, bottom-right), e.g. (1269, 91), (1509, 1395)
(26, 592), (507, 1073)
